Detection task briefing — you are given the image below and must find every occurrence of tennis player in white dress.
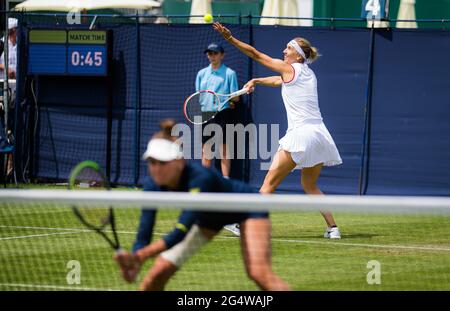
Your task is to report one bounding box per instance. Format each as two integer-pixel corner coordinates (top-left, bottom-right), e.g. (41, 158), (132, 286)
(213, 22), (343, 239)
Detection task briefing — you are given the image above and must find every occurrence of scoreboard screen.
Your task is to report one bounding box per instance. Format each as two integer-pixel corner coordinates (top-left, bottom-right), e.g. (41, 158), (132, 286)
(361, 0), (389, 20)
(28, 30), (109, 76)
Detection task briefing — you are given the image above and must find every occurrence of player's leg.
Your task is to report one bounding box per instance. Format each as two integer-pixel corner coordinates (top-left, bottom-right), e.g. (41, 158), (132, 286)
(202, 142), (213, 168)
(220, 112), (240, 234)
(140, 256), (177, 291)
(220, 143), (231, 178)
(222, 154), (240, 235)
(240, 218), (290, 290)
(300, 163), (324, 194)
(301, 164), (341, 239)
(219, 108), (234, 178)
(259, 149), (296, 194)
(202, 119), (215, 168)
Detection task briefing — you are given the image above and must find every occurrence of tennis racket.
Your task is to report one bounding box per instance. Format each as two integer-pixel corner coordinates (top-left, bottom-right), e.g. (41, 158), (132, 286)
(69, 160), (122, 252)
(183, 87), (249, 125)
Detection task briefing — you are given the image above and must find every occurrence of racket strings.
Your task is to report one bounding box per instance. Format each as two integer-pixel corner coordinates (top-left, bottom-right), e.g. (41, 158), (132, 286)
(76, 206), (112, 229)
(72, 167), (111, 229)
(185, 92), (220, 123)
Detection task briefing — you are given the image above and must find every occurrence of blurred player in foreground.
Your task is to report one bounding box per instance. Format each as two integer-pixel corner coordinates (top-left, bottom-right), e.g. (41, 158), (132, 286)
(115, 119), (290, 291)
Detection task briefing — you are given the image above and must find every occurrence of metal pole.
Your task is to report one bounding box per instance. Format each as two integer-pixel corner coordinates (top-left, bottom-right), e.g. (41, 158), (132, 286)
(244, 14), (253, 182)
(134, 11), (141, 187)
(2, 9), (10, 185)
(358, 17), (376, 195)
(3, 10), (9, 133)
(12, 11), (21, 186)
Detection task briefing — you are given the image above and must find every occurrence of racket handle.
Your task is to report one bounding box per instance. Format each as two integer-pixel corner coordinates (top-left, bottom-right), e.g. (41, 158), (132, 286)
(229, 88), (249, 98)
(115, 247), (126, 254)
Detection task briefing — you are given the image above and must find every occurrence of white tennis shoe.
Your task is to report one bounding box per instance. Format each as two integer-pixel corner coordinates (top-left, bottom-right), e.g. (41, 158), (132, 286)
(324, 227), (341, 239)
(223, 224), (240, 237)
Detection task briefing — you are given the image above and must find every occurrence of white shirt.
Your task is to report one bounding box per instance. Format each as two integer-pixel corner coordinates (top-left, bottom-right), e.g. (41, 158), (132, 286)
(281, 62), (322, 130)
(0, 37), (17, 78)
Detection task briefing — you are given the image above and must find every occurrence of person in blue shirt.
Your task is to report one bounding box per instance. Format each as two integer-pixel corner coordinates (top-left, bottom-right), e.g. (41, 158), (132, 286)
(196, 42), (239, 179)
(196, 43), (242, 236)
(115, 119), (290, 291)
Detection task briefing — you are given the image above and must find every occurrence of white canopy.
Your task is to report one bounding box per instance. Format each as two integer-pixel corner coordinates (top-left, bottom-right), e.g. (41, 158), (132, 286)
(260, 0), (300, 26)
(14, 0), (161, 12)
(396, 0), (418, 28)
(189, 0), (212, 24)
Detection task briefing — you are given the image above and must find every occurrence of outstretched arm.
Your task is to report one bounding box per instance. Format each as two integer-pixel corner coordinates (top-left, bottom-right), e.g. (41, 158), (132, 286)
(132, 209), (157, 253)
(213, 22), (293, 81)
(244, 76), (282, 92)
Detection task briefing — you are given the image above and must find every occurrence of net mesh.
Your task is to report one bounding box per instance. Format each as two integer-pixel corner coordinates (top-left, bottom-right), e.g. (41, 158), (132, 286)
(1, 190), (450, 291)
(19, 18), (251, 185)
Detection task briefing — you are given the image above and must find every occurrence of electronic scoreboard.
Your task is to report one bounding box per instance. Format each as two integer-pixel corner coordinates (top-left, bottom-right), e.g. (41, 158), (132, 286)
(28, 29), (109, 76)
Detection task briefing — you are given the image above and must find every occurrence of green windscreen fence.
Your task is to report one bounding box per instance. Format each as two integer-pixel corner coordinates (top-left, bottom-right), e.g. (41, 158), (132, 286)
(162, 0), (264, 24)
(313, 0), (450, 28)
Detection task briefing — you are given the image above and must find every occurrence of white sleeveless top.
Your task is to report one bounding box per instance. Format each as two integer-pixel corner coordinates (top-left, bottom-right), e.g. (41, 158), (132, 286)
(278, 62), (342, 168)
(281, 62), (322, 130)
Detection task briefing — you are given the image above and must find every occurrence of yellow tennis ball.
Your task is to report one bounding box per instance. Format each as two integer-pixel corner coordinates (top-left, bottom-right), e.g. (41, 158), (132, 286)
(204, 14), (213, 23)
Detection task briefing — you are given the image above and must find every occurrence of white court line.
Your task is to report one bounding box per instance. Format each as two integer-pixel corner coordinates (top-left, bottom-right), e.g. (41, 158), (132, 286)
(1, 225), (449, 252)
(0, 225), (135, 234)
(0, 283), (116, 291)
(0, 225), (90, 232)
(0, 225), (135, 241)
(0, 231), (80, 241)
(273, 238), (450, 252)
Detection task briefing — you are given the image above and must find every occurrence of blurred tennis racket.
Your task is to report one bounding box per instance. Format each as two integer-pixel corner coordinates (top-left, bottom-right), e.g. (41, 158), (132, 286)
(69, 160), (122, 252)
(183, 87), (249, 125)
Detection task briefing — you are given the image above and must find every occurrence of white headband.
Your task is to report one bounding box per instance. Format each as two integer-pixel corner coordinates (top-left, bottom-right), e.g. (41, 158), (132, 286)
(142, 138), (183, 162)
(288, 40), (309, 63)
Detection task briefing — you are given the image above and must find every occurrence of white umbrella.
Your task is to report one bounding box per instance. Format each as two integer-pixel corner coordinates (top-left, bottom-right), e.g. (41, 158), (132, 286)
(297, 0), (313, 27)
(189, 0), (212, 24)
(14, 0), (161, 12)
(396, 0), (417, 28)
(260, 0), (300, 26)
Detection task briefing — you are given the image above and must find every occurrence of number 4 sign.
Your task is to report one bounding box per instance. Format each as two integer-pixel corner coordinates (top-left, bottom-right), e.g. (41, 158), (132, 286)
(361, 0), (390, 20)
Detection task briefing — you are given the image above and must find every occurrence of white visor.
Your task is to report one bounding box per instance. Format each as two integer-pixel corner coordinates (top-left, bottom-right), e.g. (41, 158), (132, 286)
(142, 138), (183, 162)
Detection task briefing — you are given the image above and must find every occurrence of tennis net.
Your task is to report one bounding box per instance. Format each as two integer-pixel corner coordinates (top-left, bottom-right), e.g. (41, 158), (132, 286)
(1, 190), (449, 291)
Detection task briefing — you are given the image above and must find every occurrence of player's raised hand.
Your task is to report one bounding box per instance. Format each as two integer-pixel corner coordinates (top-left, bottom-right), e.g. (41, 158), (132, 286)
(213, 22), (233, 41)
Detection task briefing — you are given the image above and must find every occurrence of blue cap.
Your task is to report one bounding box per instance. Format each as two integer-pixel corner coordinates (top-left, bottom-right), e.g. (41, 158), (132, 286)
(204, 42), (224, 54)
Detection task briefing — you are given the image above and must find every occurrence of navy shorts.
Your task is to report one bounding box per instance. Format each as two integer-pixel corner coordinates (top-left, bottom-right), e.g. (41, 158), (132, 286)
(195, 211), (269, 231)
(201, 108), (237, 145)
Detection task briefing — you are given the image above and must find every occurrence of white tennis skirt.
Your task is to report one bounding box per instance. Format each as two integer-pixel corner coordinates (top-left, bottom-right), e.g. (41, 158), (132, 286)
(278, 120), (342, 169)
